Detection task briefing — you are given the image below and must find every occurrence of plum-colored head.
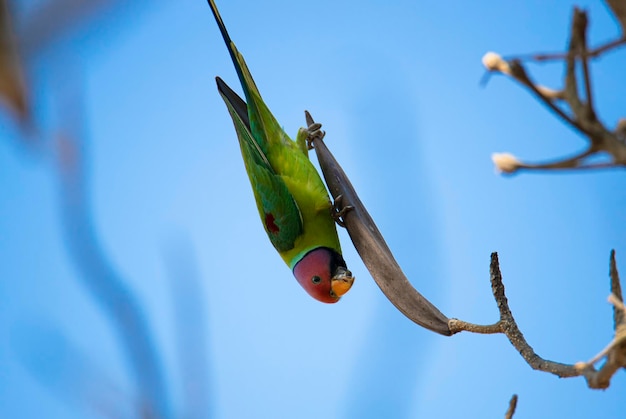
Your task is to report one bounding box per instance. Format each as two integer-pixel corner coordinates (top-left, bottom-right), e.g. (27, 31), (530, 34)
(293, 248), (354, 303)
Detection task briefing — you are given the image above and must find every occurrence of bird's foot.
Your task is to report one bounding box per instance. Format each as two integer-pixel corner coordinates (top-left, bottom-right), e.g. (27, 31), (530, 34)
(304, 110), (325, 150)
(332, 194), (354, 228)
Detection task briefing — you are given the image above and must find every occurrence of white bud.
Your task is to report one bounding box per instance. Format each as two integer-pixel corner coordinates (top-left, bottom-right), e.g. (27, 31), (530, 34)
(492, 152), (521, 174)
(482, 52), (511, 74)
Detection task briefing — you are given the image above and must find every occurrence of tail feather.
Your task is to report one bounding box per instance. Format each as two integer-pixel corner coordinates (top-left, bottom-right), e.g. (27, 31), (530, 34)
(207, 0), (260, 101)
(207, 0), (288, 155)
(207, 1), (236, 74)
(216, 76), (249, 129)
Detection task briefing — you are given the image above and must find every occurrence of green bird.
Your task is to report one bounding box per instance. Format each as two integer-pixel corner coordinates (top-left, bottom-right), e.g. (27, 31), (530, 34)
(207, 0), (354, 303)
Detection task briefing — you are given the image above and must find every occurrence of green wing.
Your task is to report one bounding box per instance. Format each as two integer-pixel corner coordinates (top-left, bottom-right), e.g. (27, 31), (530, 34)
(217, 78), (303, 253)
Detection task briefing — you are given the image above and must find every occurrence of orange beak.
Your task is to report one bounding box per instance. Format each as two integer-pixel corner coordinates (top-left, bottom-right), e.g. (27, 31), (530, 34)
(331, 267), (354, 298)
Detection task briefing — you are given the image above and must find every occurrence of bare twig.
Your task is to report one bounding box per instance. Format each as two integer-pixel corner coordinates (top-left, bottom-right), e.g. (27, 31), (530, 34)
(610, 249), (624, 329)
(577, 251), (626, 389)
(514, 35), (626, 62)
(572, 10), (596, 122)
(449, 253), (580, 377)
(512, 0), (626, 63)
(492, 148), (602, 174)
(449, 251), (626, 389)
(504, 394), (518, 419)
(483, 5), (626, 174)
(605, 0), (626, 33)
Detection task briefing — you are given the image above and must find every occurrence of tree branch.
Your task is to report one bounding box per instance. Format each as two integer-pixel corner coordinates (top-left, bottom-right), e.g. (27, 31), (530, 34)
(449, 253), (580, 377)
(504, 394), (518, 419)
(483, 4), (626, 175)
(450, 252), (626, 388)
(310, 110), (625, 387)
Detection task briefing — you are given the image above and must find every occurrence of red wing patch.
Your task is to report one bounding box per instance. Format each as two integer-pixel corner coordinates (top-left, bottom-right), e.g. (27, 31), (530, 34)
(265, 212), (280, 234)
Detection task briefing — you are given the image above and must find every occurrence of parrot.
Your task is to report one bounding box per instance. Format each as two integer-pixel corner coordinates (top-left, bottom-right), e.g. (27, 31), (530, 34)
(206, 0), (354, 303)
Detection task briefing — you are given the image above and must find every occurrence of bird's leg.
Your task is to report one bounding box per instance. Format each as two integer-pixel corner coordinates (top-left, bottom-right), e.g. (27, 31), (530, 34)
(331, 194), (354, 228)
(295, 128), (310, 158)
(304, 110), (325, 150)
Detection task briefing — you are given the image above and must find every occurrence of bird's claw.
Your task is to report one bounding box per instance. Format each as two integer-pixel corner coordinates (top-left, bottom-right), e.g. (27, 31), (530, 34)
(332, 194), (354, 228)
(306, 123), (325, 150)
(304, 111), (325, 149)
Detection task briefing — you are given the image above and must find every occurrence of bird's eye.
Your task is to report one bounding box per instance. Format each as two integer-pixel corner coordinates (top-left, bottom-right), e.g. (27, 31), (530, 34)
(311, 276), (322, 284)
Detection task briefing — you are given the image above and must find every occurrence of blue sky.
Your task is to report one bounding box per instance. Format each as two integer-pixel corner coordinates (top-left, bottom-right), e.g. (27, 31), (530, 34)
(1, 0), (625, 417)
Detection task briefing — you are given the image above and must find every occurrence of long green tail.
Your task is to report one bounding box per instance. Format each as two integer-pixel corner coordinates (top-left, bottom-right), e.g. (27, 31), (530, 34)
(207, 0), (292, 160)
(206, 0), (260, 106)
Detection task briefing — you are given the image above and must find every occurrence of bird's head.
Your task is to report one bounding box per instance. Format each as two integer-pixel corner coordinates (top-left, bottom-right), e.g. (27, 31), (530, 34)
(293, 248), (354, 303)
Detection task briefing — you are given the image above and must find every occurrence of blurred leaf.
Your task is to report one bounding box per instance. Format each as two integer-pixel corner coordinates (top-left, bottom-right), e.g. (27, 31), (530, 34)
(0, 0), (28, 123)
(164, 235), (214, 419)
(13, 323), (134, 419)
